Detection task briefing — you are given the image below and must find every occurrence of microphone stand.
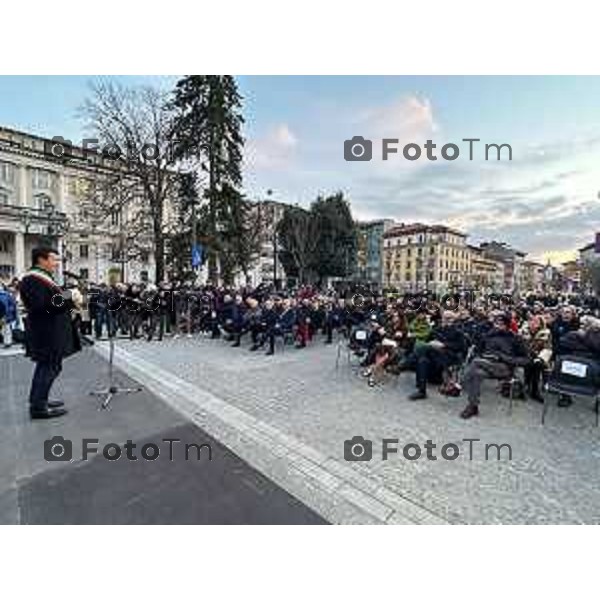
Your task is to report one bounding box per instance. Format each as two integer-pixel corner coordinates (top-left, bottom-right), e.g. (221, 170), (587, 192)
(90, 329), (142, 410)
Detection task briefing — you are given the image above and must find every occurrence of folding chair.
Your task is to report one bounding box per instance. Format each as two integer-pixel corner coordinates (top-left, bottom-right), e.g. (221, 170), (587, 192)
(335, 328), (367, 370)
(542, 355), (600, 426)
(504, 367), (525, 416)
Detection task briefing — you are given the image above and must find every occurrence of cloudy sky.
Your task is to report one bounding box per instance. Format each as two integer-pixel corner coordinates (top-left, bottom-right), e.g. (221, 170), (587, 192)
(1, 75), (599, 264)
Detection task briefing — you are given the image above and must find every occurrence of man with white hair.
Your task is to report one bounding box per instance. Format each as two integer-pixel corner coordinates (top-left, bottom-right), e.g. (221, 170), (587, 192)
(551, 305), (582, 407)
(558, 315), (600, 359)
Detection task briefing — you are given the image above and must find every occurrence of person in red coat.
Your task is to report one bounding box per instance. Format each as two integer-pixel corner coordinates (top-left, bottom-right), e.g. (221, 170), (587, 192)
(19, 246), (81, 420)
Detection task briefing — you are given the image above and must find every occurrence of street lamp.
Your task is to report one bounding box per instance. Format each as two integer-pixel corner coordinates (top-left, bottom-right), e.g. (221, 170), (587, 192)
(21, 207), (32, 234)
(266, 189), (279, 290)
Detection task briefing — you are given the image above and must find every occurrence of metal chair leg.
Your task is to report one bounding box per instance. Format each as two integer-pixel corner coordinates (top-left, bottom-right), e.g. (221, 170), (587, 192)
(541, 385), (548, 425)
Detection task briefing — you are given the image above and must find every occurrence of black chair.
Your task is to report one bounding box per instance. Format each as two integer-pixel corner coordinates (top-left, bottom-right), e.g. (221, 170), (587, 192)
(273, 325), (295, 352)
(502, 366), (525, 416)
(543, 354), (600, 426)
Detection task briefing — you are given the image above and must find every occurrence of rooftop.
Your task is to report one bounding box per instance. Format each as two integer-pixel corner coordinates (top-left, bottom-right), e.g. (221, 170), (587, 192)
(383, 222), (466, 239)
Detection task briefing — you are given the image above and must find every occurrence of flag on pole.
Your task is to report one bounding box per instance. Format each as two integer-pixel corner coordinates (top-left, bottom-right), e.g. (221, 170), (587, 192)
(192, 244), (203, 268)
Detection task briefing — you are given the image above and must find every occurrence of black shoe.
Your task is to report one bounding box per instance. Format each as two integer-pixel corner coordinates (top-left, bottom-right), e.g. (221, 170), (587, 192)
(529, 392), (544, 403)
(250, 345), (259, 351)
(558, 394), (573, 408)
(48, 400), (65, 408)
(30, 407), (68, 420)
(409, 390), (427, 401)
(324, 339), (333, 345)
(460, 404), (479, 419)
(266, 349), (274, 356)
(231, 341), (241, 347)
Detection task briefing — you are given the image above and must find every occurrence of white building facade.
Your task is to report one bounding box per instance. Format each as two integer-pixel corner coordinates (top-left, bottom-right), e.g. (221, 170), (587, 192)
(0, 126), (155, 283)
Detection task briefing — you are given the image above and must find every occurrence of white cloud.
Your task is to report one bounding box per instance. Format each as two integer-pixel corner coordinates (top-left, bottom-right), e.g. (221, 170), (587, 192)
(245, 123), (298, 170)
(358, 95), (437, 142)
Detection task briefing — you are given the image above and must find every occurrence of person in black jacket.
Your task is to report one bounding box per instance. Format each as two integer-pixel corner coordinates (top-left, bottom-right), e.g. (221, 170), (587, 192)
(406, 310), (467, 400)
(19, 246), (81, 419)
(550, 305), (580, 356)
(549, 305), (581, 407)
(558, 315), (600, 361)
(460, 313), (529, 419)
(254, 298), (279, 355)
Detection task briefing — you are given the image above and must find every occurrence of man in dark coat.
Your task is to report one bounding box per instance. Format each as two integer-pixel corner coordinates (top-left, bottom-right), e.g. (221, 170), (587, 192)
(460, 313), (529, 419)
(406, 310), (468, 400)
(19, 246), (81, 419)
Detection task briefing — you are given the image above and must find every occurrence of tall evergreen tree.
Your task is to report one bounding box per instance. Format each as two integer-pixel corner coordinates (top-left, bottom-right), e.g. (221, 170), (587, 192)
(165, 171), (199, 282)
(311, 192), (358, 281)
(277, 192), (358, 285)
(171, 76), (245, 283)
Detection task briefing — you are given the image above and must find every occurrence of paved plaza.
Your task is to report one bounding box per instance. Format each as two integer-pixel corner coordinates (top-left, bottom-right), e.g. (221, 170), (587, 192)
(0, 350), (326, 524)
(95, 334), (600, 524)
(3, 335), (600, 524)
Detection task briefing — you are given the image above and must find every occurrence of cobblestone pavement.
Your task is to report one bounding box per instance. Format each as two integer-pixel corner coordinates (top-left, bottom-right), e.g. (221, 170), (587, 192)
(100, 334), (600, 524)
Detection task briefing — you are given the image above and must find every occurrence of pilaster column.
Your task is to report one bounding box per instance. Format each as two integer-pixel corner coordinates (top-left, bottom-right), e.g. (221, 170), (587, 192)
(55, 171), (65, 212)
(18, 164), (27, 207)
(14, 231), (25, 276)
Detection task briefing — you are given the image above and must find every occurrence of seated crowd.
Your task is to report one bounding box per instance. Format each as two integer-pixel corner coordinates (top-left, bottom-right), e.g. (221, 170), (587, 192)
(3, 276), (600, 420)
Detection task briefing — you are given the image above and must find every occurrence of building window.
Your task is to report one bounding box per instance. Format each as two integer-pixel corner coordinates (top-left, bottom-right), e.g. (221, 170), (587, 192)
(0, 235), (10, 253)
(0, 190), (9, 206)
(0, 162), (15, 185)
(31, 168), (52, 190)
(33, 193), (52, 211)
(79, 268), (89, 280)
(111, 211), (121, 226)
(0, 265), (14, 279)
(140, 250), (150, 263)
(80, 244), (89, 259)
(140, 270), (149, 282)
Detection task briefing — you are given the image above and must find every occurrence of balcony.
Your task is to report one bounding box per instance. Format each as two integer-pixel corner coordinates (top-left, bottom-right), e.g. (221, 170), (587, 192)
(0, 202), (68, 235)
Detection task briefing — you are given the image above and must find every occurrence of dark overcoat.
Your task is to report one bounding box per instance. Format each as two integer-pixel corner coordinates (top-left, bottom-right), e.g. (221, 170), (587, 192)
(19, 272), (81, 363)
